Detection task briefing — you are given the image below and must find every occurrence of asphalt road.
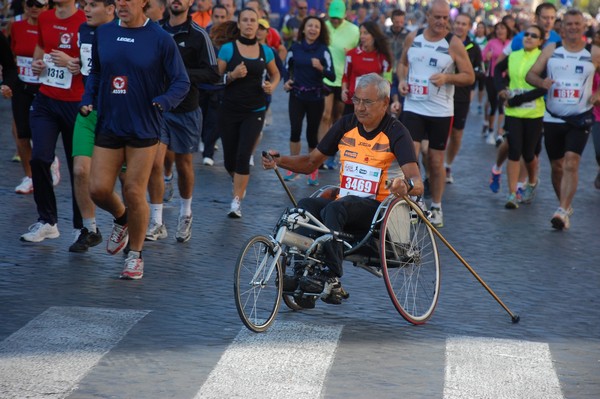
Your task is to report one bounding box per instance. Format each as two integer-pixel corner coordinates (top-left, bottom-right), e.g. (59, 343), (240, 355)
(0, 85), (598, 399)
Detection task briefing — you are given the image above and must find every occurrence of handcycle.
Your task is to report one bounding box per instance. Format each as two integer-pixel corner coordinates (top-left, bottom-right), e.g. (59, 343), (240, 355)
(233, 181), (442, 333)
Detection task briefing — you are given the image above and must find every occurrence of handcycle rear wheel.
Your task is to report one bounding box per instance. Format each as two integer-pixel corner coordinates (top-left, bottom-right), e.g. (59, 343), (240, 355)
(380, 198), (441, 324)
(234, 235), (282, 332)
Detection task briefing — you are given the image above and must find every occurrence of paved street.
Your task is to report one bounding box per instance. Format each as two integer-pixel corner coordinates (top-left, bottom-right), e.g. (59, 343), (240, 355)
(0, 85), (599, 399)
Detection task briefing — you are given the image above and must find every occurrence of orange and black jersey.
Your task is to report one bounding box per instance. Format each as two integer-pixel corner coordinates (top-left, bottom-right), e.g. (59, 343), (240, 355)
(317, 113), (417, 202)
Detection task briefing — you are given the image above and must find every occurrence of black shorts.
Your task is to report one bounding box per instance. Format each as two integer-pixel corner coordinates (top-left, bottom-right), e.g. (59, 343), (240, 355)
(324, 84), (342, 102)
(401, 111), (453, 150)
(95, 132), (159, 149)
(543, 122), (590, 160)
(452, 101), (470, 130)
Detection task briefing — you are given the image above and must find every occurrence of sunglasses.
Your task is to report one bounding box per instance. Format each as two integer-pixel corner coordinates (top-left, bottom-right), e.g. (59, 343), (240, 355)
(26, 0), (45, 7)
(524, 32), (541, 39)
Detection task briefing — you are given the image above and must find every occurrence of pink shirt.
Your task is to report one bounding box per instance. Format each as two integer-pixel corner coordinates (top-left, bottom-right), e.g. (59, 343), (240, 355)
(483, 38), (510, 77)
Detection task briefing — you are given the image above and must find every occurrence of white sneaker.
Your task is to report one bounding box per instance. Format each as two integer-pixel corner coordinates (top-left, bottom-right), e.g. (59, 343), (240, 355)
(175, 214), (193, 243)
(429, 207), (444, 228)
(203, 157), (214, 166)
(249, 155), (254, 167)
(20, 222), (60, 242)
(485, 133), (496, 145)
(51, 156), (60, 186)
(228, 196), (242, 218)
(15, 176), (33, 194)
(145, 222), (168, 241)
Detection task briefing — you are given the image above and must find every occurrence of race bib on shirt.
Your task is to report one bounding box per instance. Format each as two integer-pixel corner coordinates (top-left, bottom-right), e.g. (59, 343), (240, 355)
(408, 75), (429, 101)
(552, 80), (582, 105)
(38, 53), (73, 89)
(80, 43), (92, 76)
(339, 161), (382, 199)
(16, 56), (39, 84)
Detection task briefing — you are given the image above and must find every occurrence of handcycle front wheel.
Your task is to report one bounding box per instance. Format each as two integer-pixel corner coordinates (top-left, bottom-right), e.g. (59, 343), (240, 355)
(234, 235), (283, 332)
(380, 198), (441, 325)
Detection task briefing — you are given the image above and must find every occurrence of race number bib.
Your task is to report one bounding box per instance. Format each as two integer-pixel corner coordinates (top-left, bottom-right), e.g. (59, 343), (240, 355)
(39, 53), (73, 89)
(339, 161), (381, 199)
(16, 56), (39, 84)
(408, 76), (429, 101)
(552, 80), (582, 105)
(80, 43), (92, 76)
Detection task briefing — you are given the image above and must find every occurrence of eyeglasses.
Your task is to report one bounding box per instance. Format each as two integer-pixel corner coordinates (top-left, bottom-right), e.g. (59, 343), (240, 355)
(297, 6), (307, 10)
(524, 32), (541, 39)
(351, 96), (379, 107)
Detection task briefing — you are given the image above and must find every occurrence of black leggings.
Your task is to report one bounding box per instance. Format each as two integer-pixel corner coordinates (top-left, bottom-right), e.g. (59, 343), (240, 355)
(218, 108), (264, 175)
(297, 195), (380, 277)
(485, 76), (504, 116)
(505, 116), (543, 162)
(288, 94), (324, 149)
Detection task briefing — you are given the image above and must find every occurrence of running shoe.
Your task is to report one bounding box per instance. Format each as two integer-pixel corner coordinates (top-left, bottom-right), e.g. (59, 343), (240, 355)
(445, 167), (454, 184)
(477, 105), (482, 115)
(321, 277), (348, 305)
(228, 196), (242, 218)
(551, 207), (570, 230)
(249, 155), (254, 167)
(322, 155), (338, 170)
(120, 253), (144, 280)
(505, 193), (519, 209)
(107, 220), (129, 254)
(69, 227), (103, 252)
(307, 169), (319, 186)
(175, 214), (193, 243)
(516, 186), (524, 202)
(163, 175), (174, 202)
(429, 207), (443, 228)
(283, 170), (297, 181)
(495, 135), (504, 147)
(145, 222), (167, 241)
(12, 153), (21, 163)
(20, 222), (60, 242)
(481, 125), (488, 136)
(203, 157), (214, 166)
(15, 176), (33, 194)
(521, 181), (538, 204)
(486, 133), (496, 145)
(595, 171), (600, 189)
(51, 156), (60, 186)
(489, 169), (501, 193)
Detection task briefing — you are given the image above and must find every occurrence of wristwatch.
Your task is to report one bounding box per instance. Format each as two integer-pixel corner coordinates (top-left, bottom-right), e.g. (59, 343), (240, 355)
(404, 178), (414, 194)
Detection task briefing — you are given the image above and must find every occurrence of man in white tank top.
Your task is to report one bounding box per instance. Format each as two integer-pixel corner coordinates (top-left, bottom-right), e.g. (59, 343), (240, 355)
(526, 9), (600, 231)
(396, 0), (474, 228)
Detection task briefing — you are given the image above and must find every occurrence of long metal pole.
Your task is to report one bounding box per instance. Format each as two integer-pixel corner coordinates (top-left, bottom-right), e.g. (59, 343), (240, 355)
(403, 196), (520, 323)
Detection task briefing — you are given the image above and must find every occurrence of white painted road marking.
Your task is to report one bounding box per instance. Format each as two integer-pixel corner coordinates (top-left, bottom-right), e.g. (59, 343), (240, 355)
(443, 336), (564, 399)
(195, 321), (343, 399)
(0, 306), (149, 399)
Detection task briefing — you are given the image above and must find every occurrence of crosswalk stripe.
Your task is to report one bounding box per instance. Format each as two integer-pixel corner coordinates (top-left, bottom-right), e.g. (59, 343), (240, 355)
(195, 321), (343, 399)
(443, 336), (564, 399)
(0, 306), (149, 399)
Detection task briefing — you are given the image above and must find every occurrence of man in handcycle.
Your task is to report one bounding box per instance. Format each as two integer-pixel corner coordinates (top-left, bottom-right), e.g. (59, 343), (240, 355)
(262, 73), (423, 306)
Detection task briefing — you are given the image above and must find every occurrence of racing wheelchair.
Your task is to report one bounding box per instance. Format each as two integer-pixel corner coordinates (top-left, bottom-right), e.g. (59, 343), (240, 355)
(233, 184), (441, 333)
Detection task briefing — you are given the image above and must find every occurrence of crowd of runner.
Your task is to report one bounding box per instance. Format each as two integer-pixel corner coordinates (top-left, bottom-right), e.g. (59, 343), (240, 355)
(0, 0), (598, 280)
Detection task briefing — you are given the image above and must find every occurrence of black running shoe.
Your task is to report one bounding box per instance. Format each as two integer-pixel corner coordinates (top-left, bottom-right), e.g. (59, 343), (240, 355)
(69, 228), (103, 253)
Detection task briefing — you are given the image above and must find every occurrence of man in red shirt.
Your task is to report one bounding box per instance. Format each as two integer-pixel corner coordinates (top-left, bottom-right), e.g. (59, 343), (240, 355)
(20, 0), (86, 243)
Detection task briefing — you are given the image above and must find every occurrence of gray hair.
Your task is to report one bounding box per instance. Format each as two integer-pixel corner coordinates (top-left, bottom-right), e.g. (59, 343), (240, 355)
(355, 73), (390, 99)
